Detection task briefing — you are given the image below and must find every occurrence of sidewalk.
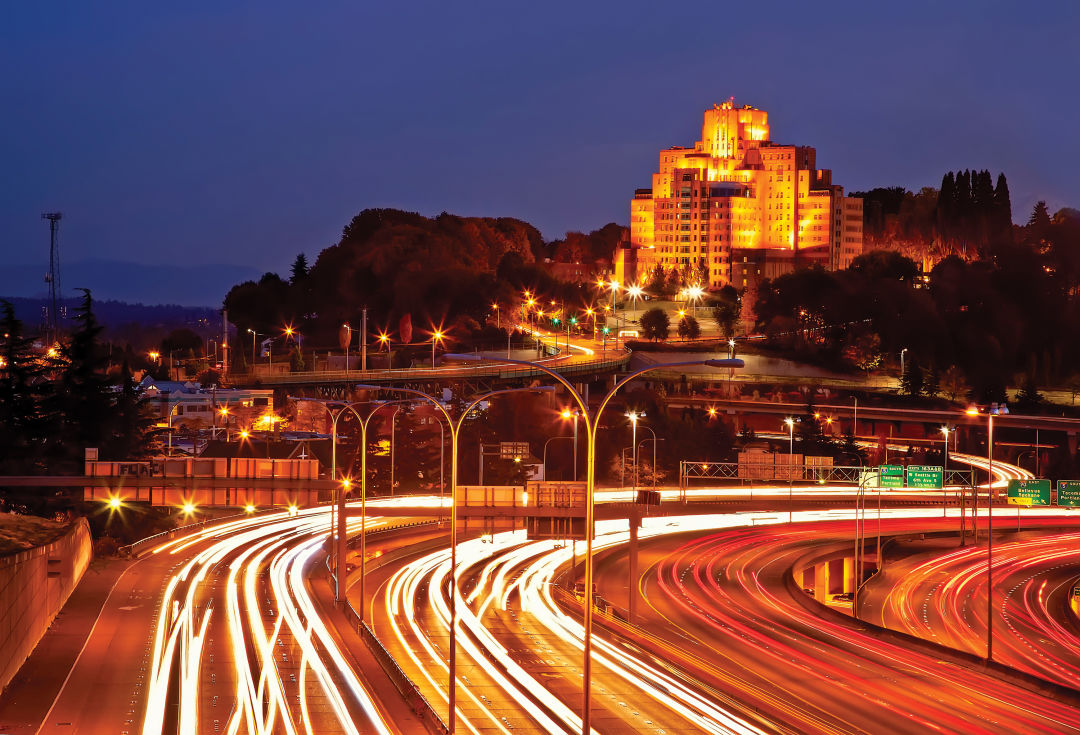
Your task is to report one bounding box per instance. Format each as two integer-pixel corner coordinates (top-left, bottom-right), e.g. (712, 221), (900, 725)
(0, 556), (132, 735)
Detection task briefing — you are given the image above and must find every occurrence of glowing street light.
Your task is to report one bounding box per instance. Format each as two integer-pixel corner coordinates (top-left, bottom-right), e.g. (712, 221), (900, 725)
(244, 504), (255, 514)
(431, 330), (444, 368)
(107, 496), (123, 510)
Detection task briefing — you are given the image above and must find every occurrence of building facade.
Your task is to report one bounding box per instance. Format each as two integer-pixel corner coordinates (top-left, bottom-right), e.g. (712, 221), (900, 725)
(631, 100), (863, 291)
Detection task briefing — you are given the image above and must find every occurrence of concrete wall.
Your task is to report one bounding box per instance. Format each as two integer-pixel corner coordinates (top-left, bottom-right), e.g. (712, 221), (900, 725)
(0, 518), (93, 693)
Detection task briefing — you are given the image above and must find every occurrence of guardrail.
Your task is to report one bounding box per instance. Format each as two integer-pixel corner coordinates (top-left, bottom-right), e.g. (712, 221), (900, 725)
(327, 521), (448, 734)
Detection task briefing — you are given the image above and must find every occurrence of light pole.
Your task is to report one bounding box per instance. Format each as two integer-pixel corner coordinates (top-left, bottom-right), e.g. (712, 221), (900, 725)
(626, 411), (642, 493)
(247, 329), (263, 370)
(785, 417), (795, 522)
(389, 405), (402, 496)
(165, 402), (183, 455)
(431, 330), (444, 368)
(941, 426), (951, 518)
(443, 353), (743, 735)
(638, 427), (660, 491)
(853, 469), (879, 619)
(900, 347), (909, 385)
(560, 408), (580, 480)
(353, 383), (554, 735)
(626, 284), (643, 322)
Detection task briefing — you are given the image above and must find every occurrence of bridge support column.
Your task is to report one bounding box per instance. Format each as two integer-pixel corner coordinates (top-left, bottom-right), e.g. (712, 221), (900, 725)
(814, 562), (831, 603)
(843, 557), (855, 595)
(628, 510), (640, 624)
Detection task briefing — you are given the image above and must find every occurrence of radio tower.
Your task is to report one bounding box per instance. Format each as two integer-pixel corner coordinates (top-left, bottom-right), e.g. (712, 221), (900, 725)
(42, 212), (63, 340)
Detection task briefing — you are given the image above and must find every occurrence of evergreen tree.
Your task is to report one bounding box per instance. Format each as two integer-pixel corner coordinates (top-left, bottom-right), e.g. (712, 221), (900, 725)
(1015, 375), (1043, 409)
(936, 171), (955, 237)
(922, 363), (941, 398)
(994, 172), (1012, 233)
(1028, 201), (1051, 241)
(900, 354), (924, 397)
(664, 268), (681, 295)
(56, 290), (115, 469)
(105, 360), (158, 460)
(0, 301), (50, 473)
(290, 253), (309, 283)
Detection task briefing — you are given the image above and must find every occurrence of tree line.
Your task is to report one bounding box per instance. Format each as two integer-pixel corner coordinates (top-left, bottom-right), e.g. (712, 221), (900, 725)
(0, 290), (157, 476)
(753, 204), (1080, 404)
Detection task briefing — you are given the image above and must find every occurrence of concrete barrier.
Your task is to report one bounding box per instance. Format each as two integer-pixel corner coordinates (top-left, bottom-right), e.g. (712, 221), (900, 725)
(0, 518), (92, 694)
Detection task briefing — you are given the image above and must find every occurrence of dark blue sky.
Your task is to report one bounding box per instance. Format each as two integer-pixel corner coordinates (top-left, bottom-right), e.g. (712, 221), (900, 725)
(3, 1), (1078, 289)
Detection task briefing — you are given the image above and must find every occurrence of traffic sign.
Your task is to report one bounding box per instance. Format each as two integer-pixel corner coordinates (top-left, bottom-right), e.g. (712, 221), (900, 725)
(906, 465), (944, 489)
(1057, 480), (1080, 507)
(1007, 478), (1051, 506)
(500, 441), (530, 459)
(878, 465), (904, 488)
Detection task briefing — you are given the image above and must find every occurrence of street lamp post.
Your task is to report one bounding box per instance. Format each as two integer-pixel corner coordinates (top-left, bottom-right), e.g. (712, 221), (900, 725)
(247, 329), (263, 370)
(352, 383), (554, 735)
(941, 426), (951, 518)
(785, 417), (795, 522)
(443, 353), (743, 735)
(432, 330), (444, 368)
(638, 428), (660, 491)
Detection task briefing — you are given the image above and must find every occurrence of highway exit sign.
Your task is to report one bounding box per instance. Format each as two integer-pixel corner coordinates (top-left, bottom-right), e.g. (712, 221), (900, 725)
(878, 465), (904, 488)
(906, 465), (943, 489)
(1007, 478), (1051, 506)
(1058, 480), (1080, 507)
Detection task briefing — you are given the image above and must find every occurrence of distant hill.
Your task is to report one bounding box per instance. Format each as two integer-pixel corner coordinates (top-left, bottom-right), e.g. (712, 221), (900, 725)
(1, 297), (221, 348)
(0, 259), (260, 307)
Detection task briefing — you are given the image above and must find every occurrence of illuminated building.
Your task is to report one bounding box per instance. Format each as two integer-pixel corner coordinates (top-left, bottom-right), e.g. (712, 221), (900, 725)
(630, 99), (863, 290)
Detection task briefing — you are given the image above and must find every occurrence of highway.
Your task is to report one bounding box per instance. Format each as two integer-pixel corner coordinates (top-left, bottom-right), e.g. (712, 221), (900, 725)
(36, 504), (421, 735)
(590, 513), (1080, 734)
(861, 528), (1080, 688)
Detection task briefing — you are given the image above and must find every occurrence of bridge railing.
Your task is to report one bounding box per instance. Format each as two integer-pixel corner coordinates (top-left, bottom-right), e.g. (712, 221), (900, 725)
(680, 461), (974, 488)
(230, 350), (631, 385)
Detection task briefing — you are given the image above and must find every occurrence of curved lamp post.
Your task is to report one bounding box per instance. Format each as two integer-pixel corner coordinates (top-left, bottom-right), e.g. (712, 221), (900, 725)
(443, 352), (743, 735)
(353, 382), (554, 734)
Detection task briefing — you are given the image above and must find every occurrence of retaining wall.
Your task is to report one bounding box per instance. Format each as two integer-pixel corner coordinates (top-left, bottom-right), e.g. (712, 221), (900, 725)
(0, 518), (93, 693)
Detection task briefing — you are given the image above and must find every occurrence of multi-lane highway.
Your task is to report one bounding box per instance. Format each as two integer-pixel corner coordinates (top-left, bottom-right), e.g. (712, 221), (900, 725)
(862, 529), (1080, 688)
(35, 504), (424, 735)
(22, 450), (1080, 734)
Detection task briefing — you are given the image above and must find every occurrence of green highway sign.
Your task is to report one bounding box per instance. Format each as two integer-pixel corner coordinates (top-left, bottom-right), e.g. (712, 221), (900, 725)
(1058, 480), (1080, 507)
(906, 465), (944, 489)
(1007, 478), (1051, 506)
(878, 465), (904, 488)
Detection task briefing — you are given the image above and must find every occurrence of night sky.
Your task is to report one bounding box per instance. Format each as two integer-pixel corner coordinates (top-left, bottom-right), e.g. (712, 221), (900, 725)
(3, 1), (1078, 294)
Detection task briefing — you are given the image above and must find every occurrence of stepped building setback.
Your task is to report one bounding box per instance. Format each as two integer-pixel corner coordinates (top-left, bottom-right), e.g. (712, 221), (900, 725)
(629, 99), (863, 290)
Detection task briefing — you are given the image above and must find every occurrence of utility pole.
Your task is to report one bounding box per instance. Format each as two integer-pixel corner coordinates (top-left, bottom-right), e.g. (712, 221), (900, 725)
(361, 307), (368, 372)
(42, 212), (62, 342)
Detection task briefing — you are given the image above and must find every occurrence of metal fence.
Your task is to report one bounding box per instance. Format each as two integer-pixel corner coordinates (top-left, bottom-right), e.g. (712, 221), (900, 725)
(680, 461), (974, 488)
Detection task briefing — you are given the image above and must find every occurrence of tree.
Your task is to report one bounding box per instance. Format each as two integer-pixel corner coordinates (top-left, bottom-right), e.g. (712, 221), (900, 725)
(1015, 375), (1043, 409)
(923, 363), (941, 398)
(1067, 373), (1080, 405)
(104, 360), (158, 460)
(639, 308), (670, 342)
(645, 264), (666, 296)
(0, 301), (50, 473)
(676, 315), (700, 340)
(56, 290), (119, 469)
(900, 354), (924, 397)
(710, 285), (741, 339)
(940, 365), (969, 402)
(1028, 201), (1052, 243)
(841, 329), (882, 371)
(290, 253), (309, 283)
(290, 346), (306, 372)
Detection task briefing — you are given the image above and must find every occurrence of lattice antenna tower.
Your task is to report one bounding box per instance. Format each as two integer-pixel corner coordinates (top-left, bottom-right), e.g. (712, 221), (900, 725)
(42, 212), (63, 339)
